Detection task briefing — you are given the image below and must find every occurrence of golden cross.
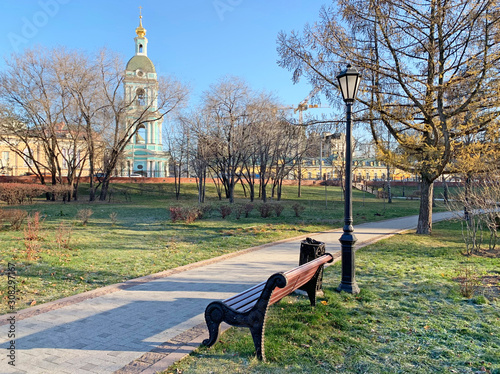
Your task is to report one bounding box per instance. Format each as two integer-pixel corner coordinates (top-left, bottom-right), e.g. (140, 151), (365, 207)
(139, 6), (142, 17)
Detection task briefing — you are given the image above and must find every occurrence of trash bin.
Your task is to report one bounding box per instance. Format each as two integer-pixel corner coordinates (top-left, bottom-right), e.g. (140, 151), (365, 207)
(299, 237), (326, 292)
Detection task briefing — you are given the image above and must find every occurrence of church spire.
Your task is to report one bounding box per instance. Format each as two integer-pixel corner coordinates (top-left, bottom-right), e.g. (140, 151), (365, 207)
(135, 6), (146, 38)
(134, 7), (148, 56)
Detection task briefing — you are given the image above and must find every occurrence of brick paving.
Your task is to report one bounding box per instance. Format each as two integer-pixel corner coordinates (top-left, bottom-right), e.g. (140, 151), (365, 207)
(0, 212), (454, 374)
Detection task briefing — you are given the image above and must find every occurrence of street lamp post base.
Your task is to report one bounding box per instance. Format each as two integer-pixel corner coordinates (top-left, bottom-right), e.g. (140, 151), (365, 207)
(337, 282), (360, 294)
(337, 231), (359, 294)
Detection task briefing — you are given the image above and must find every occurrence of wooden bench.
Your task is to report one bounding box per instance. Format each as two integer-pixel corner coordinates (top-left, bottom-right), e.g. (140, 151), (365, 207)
(202, 253), (336, 361)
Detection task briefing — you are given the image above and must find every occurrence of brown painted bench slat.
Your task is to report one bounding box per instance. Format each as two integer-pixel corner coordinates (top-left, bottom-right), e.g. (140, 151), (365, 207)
(202, 253), (335, 361)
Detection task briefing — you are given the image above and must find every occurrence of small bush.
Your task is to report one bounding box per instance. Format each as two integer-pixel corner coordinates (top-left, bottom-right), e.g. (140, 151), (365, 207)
(292, 203), (306, 217)
(244, 203), (254, 218)
(23, 212), (43, 260)
(77, 209), (93, 226)
(234, 204), (243, 220)
(219, 205), (232, 219)
(109, 212), (118, 226)
(259, 203), (273, 218)
(24, 211), (43, 241)
(184, 207), (201, 224)
(456, 264), (481, 298)
(272, 203), (285, 217)
(0, 209), (28, 230)
(198, 204), (212, 219)
(169, 206), (202, 224)
(55, 222), (72, 250)
(169, 206), (183, 223)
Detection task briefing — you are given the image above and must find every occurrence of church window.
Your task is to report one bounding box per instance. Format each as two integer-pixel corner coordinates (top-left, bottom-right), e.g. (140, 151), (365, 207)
(136, 125), (146, 144)
(139, 44), (143, 53)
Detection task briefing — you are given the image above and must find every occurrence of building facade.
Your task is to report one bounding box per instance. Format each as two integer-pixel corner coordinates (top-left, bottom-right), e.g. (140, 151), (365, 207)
(122, 14), (169, 177)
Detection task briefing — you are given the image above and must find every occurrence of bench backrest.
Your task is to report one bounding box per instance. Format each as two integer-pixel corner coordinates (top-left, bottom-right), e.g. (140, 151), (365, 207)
(223, 254), (333, 313)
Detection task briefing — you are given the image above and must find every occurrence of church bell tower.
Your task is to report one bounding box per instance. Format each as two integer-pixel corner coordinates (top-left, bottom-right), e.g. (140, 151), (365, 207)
(123, 9), (168, 177)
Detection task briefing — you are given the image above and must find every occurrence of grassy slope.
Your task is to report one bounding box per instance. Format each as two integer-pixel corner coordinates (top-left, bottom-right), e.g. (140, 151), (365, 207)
(168, 220), (499, 374)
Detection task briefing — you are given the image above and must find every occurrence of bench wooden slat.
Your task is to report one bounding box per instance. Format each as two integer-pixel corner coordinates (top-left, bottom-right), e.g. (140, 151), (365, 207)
(224, 255), (333, 310)
(269, 262), (327, 304)
(223, 282), (265, 311)
(269, 268), (318, 304)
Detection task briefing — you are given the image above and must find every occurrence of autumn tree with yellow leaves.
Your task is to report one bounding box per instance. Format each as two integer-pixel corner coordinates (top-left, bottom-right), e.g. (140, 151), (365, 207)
(278, 0), (500, 234)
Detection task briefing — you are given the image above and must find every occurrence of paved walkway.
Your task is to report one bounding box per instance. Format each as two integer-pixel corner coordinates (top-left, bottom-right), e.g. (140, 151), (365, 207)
(0, 212), (455, 374)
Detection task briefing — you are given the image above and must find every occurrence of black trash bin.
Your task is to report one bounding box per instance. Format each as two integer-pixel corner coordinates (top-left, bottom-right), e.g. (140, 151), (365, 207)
(299, 237), (326, 293)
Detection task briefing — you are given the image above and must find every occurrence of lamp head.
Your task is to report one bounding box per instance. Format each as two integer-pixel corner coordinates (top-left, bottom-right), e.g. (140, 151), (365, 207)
(336, 64), (361, 103)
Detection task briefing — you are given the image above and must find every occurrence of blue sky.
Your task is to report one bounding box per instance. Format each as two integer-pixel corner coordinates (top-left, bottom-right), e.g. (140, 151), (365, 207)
(1, 0), (335, 115)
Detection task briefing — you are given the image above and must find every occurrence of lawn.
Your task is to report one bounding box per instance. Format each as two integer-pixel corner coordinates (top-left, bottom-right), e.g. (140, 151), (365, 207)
(1, 182), (430, 314)
(166, 220), (500, 374)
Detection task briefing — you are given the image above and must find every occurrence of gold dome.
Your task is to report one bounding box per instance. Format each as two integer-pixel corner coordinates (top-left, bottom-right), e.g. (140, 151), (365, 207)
(136, 15), (146, 38)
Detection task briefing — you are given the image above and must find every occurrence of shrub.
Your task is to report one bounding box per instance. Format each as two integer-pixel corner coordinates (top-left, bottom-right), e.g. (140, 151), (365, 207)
(55, 222), (72, 250)
(0, 209), (28, 230)
(184, 207), (201, 224)
(198, 204), (213, 219)
(244, 203), (254, 218)
(456, 264), (481, 298)
(219, 205), (232, 219)
(24, 211), (43, 241)
(0, 183), (47, 205)
(234, 204), (243, 220)
(169, 206), (184, 222)
(272, 203), (285, 217)
(292, 203), (306, 217)
(76, 209), (93, 226)
(169, 206), (202, 223)
(23, 212), (43, 260)
(259, 203), (273, 218)
(109, 212), (118, 226)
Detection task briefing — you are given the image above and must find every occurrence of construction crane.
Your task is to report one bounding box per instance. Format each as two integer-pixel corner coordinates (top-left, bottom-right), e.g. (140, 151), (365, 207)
(287, 87), (329, 125)
(278, 87), (329, 127)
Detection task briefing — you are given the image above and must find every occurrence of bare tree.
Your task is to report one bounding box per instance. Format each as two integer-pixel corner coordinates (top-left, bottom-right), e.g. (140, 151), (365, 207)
(277, 0), (500, 234)
(164, 115), (190, 200)
(240, 92), (284, 202)
(0, 47), (91, 200)
(202, 76), (253, 204)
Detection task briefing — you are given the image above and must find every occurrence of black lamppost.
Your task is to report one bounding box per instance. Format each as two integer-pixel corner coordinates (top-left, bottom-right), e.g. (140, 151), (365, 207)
(336, 64), (361, 294)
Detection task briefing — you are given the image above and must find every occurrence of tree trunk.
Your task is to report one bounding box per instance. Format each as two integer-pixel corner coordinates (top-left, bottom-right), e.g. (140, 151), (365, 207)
(99, 179), (110, 201)
(248, 182), (255, 202)
(297, 162), (302, 198)
(416, 177), (434, 234)
(261, 181), (267, 202)
(229, 181), (235, 203)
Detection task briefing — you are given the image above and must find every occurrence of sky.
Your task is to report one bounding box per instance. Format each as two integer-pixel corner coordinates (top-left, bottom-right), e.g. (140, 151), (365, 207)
(0, 0), (336, 118)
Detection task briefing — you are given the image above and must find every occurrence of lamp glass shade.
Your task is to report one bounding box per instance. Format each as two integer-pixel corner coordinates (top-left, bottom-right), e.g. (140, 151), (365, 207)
(337, 64), (361, 102)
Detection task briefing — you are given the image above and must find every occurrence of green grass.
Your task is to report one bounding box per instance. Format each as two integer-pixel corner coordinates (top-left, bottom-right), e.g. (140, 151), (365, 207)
(0, 182), (430, 314)
(167, 220), (500, 374)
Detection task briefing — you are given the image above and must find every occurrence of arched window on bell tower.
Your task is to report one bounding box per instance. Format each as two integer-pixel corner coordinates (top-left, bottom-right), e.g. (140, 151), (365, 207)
(136, 88), (146, 106)
(136, 125), (146, 144)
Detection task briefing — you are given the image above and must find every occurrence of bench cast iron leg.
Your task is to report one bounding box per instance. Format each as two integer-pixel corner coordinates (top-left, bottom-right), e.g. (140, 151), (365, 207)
(299, 267), (324, 307)
(202, 273), (286, 361)
(202, 301), (225, 347)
